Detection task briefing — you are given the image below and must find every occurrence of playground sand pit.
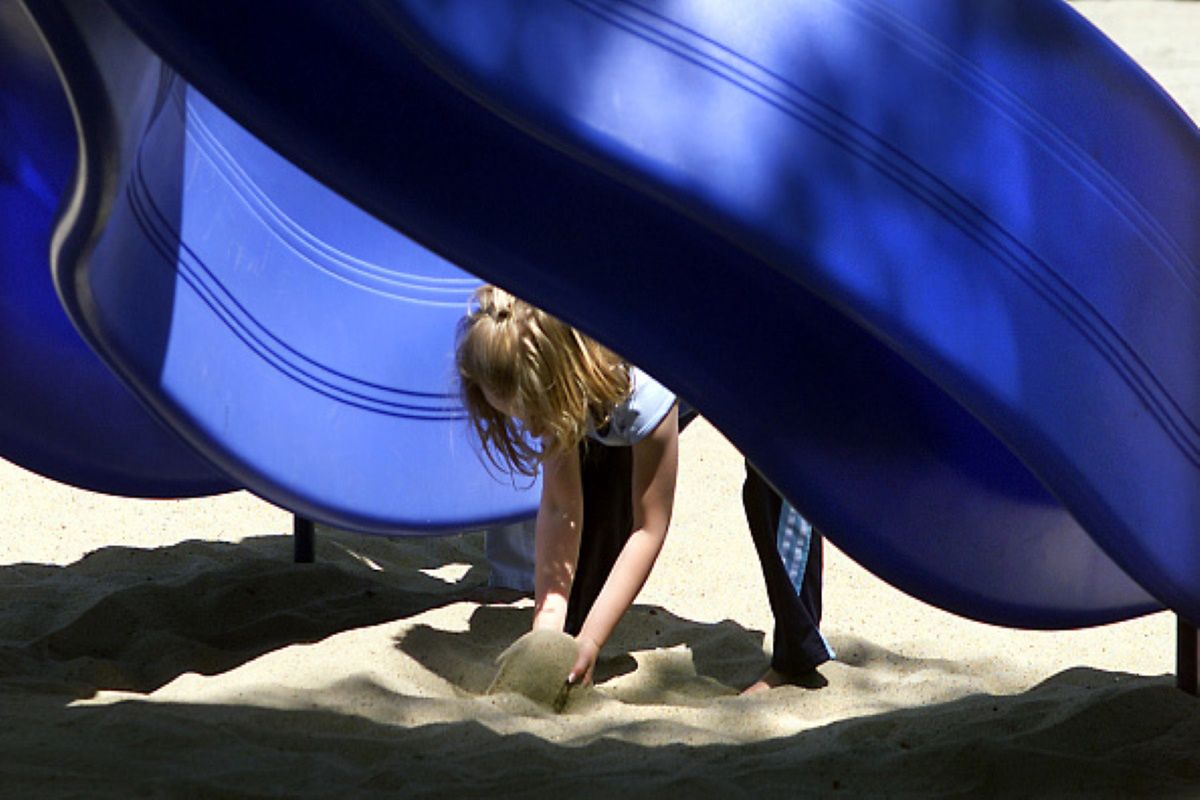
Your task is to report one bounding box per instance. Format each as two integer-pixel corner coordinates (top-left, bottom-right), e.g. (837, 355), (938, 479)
(1, 3), (1198, 797)
(2, 417), (1197, 797)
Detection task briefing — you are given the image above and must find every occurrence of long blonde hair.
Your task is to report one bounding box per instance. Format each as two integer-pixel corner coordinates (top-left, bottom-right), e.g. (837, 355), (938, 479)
(456, 285), (630, 476)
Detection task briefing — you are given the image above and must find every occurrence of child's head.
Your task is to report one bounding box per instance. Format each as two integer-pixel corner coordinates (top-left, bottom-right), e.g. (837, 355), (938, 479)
(456, 285), (630, 476)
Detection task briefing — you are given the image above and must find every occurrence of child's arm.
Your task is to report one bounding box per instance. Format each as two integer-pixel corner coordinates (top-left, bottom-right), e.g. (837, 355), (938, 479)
(530, 447), (584, 634)
(571, 403), (679, 684)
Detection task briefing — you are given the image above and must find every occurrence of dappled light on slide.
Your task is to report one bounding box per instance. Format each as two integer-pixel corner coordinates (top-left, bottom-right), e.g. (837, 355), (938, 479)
(9, 0), (1198, 625)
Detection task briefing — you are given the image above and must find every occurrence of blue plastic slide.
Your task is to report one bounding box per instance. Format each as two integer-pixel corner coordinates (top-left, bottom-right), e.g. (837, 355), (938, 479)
(14, 0), (539, 531)
(20, 0), (1200, 627)
(0, 2), (228, 497)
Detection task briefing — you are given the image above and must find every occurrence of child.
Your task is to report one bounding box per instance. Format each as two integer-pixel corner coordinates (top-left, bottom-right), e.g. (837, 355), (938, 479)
(457, 285), (678, 686)
(457, 285), (832, 690)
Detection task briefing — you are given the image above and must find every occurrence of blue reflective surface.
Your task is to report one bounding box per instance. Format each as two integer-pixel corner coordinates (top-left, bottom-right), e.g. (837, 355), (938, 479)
(11, 0), (1200, 624)
(0, 1), (229, 496)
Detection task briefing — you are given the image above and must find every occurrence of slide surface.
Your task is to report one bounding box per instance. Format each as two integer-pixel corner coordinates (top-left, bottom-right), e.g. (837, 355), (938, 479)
(18, 0), (1200, 627)
(16, 0), (540, 531)
(0, 1), (229, 497)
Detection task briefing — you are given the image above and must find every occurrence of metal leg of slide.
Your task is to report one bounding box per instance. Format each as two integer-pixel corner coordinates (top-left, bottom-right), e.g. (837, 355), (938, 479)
(1177, 616), (1198, 695)
(293, 515), (315, 564)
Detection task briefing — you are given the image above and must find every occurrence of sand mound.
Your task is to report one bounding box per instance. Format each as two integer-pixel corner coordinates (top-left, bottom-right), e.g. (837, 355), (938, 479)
(487, 629), (579, 711)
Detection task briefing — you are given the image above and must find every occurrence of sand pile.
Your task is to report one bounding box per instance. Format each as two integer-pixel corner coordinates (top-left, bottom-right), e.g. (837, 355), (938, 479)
(487, 629), (580, 711)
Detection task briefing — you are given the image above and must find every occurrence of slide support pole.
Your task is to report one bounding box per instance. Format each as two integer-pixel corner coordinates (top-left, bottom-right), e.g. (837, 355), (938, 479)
(294, 515), (315, 563)
(1177, 615), (1198, 695)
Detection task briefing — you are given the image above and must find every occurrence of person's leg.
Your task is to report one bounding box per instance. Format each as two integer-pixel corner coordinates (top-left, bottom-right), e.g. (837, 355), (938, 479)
(484, 517), (537, 593)
(742, 462), (833, 686)
(564, 441), (634, 636)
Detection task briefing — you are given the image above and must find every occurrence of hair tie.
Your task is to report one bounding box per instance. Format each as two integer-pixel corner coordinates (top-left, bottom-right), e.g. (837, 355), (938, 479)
(488, 286), (517, 322)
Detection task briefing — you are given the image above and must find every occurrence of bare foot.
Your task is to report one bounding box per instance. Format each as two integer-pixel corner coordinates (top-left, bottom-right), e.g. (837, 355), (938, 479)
(741, 666), (828, 695)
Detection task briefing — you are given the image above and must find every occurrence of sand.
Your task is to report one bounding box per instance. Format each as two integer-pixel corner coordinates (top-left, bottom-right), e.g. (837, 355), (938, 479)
(2, 3), (1199, 797)
(487, 629), (581, 711)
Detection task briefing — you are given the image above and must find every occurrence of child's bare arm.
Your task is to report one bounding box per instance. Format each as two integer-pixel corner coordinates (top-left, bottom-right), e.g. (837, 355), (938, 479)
(572, 403), (679, 683)
(531, 448), (584, 633)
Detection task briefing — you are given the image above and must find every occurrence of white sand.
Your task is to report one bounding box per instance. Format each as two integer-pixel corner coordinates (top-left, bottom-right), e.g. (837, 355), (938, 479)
(2, 3), (1199, 797)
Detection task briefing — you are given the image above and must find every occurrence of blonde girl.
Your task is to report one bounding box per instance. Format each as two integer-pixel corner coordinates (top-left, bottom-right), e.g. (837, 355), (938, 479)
(457, 285), (679, 685)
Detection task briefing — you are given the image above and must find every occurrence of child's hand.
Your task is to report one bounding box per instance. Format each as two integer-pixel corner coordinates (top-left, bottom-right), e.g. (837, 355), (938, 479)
(566, 634), (600, 687)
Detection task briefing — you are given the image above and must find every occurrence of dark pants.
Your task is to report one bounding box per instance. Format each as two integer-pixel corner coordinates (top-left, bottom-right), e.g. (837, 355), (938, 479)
(564, 441), (633, 636)
(563, 438), (830, 675)
(742, 464), (830, 674)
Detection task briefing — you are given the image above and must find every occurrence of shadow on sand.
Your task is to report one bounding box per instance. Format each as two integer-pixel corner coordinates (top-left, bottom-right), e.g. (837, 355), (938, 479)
(0, 528), (487, 696)
(2, 530), (1199, 798)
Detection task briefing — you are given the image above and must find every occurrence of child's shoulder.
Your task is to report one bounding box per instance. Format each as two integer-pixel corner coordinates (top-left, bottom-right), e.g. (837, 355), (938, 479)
(590, 367), (675, 446)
